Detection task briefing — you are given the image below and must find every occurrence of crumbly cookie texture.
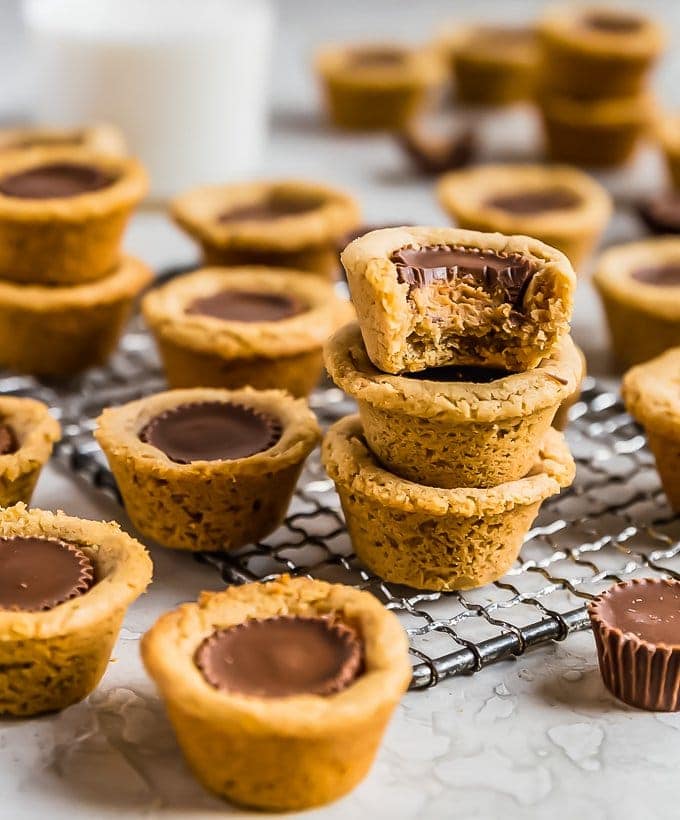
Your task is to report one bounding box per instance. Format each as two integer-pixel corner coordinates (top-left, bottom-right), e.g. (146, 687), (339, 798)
(0, 146), (147, 285)
(0, 255), (152, 377)
(594, 237), (680, 369)
(437, 163), (612, 270)
(96, 387), (320, 552)
(0, 397), (60, 506)
(0, 503), (152, 716)
(323, 417), (574, 591)
(552, 344), (586, 430)
(141, 575), (410, 811)
(623, 348), (680, 511)
(143, 266), (355, 397)
(341, 226), (575, 374)
(325, 322), (582, 488)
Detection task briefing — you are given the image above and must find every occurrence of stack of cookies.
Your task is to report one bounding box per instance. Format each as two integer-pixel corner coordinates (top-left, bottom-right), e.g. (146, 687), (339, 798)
(0, 146), (149, 378)
(323, 226), (580, 591)
(536, 5), (664, 168)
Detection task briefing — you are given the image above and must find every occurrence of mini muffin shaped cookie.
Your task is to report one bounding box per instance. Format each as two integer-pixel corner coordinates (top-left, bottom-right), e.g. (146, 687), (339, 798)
(0, 503), (151, 716)
(172, 179), (360, 278)
(0, 255), (152, 377)
(325, 322), (582, 488)
(437, 24), (538, 106)
(589, 578), (680, 711)
(142, 575), (410, 811)
(538, 5), (665, 99)
(341, 226), (575, 374)
(437, 164), (612, 270)
(315, 42), (443, 131)
(0, 147), (147, 284)
(0, 397), (60, 506)
(96, 387), (320, 552)
(594, 238), (680, 369)
(622, 348), (680, 511)
(0, 123), (127, 157)
(143, 267), (354, 397)
(323, 417), (574, 591)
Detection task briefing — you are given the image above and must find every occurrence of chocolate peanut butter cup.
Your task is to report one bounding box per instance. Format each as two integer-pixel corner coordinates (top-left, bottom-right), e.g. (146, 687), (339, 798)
(437, 164), (612, 270)
(96, 387), (320, 552)
(594, 238), (680, 369)
(0, 124), (127, 157)
(325, 323), (582, 488)
(397, 120), (476, 175)
(0, 424), (18, 456)
(589, 579), (680, 711)
(0, 147), (147, 285)
(0, 503), (151, 716)
(638, 192), (680, 236)
(315, 42), (443, 132)
(341, 226), (575, 374)
(142, 576), (410, 810)
(172, 179), (360, 278)
(143, 267), (354, 397)
(195, 616), (362, 697)
(0, 536), (94, 611)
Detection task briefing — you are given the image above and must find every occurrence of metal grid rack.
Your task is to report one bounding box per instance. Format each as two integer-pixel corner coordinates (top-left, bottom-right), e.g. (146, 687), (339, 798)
(3, 318), (679, 689)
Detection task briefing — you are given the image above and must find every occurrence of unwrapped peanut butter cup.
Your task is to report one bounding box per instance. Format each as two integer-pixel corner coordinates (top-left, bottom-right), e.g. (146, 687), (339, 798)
(589, 578), (680, 711)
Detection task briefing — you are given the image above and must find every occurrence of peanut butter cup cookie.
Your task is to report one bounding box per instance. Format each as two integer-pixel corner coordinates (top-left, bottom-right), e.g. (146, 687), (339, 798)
(437, 164), (612, 270)
(341, 226), (575, 374)
(0, 503), (151, 716)
(96, 387), (320, 552)
(143, 267), (354, 396)
(142, 575), (410, 810)
(0, 147), (147, 284)
(323, 418), (574, 591)
(0, 255), (152, 377)
(315, 42), (443, 131)
(594, 238), (680, 368)
(172, 179), (360, 278)
(538, 5), (665, 99)
(0, 397), (60, 506)
(0, 123), (127, 157)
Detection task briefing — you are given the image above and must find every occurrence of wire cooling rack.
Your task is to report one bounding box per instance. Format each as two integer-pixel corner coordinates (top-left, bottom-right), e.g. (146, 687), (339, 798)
(2, 317), (679, 689)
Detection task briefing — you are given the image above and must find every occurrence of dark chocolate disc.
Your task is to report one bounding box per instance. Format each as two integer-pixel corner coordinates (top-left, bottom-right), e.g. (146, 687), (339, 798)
(347, 47), (407, 67)
(0, 536), (94, 611)
(0, 423), (18, 456)
(186, 289), (305, 323)
(485, 187), (581, 215)
(631, 263), (680, 287)
(139, 401), (282, 464)
(0, 162), (115, 199)
(195, 615), (363, 697)
(218, 194), (322, 224)
(583, 12), (643, 33)
(638, 193), (680, 235)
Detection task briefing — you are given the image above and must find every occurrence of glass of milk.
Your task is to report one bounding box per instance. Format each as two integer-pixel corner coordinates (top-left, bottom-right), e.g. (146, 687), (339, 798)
(23, 0), (275, 199)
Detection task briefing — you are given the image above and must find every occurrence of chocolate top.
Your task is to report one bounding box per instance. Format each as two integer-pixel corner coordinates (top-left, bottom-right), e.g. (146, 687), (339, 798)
(391, 245), (535, 310)
(347, 47), (407, 67)
(402, 365), (511, 384)
(186, 289), (305, 323)
(583, 12), (643, 33)
(467, 25), (536, 49)
(400, 126), (476, 175)
(0, 162), (115, 199)
(139, 401), (282, 464)
(195, 615), (363, 697)
(596, 580), (680, 646)
(0, 423), (18, 456)
(0, 536), (94, 611)
(631, 263), (680, 287)
(9, 133), (85, 150)
(638, 193), (680, 235)
(218, 194), (323, 224)
(485, 187), (581, 215)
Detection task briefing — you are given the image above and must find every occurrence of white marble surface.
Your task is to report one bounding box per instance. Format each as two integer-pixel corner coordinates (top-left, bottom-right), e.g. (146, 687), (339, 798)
(4, 2), (680, 818)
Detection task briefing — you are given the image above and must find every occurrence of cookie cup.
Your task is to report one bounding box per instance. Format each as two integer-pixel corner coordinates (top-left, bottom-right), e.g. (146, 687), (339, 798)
(594, 238), (680, 369)
(315, 43), (442, 131)
(0, 147), (147, 284)
(437, 163), (612, 271)
(0, 503), (152, 716)
(622, 348), (680, 511)
(141, 575), (410, 810)
(552, 344), (586, 430)
(0, 397), (60, 506)
(172, 179), (360, 278)
(323, 418), (574, 591)
(143, 267), (354, 397)
(325, 323), (581, 488)
(657, 114), (680, 190)
(95, 387), (321, 552)
(0, 254), (152, 377)
(0, 123), (127, 156)
(341, 226), (575, 373)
